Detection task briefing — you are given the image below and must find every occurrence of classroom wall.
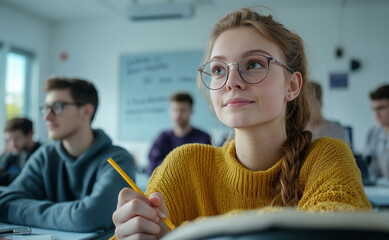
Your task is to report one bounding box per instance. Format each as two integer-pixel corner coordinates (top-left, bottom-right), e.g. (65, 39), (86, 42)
(1, 0), (389, 169)
(0, 3), (51, 149)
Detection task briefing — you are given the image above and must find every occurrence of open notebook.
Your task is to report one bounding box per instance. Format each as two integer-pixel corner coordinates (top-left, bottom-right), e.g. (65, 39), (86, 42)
(163, 209), (389, 240)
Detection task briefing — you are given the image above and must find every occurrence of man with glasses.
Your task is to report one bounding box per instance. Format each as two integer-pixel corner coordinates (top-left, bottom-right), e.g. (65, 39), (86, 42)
(0, 117), (41, 185)
(365, 84), (389, 182)
(0, 77), (135, 232)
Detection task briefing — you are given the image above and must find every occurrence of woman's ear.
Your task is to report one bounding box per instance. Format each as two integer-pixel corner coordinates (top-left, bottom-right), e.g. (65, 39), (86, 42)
(285, 72), (302, 101)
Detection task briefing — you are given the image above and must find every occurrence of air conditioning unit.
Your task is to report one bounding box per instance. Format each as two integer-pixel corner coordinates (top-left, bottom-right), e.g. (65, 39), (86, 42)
(127, 3), (194, 21)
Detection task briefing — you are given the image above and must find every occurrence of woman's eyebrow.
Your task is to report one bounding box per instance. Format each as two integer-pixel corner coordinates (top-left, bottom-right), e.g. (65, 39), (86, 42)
(243, 49), (273, 57)
(210, 49), (274, 61)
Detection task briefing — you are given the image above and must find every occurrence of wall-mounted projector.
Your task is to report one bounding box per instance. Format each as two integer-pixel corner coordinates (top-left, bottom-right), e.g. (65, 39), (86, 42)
(127, 3), (194, 21)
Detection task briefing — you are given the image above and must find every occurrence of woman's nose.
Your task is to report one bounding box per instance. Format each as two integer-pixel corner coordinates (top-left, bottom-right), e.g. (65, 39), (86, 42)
(225, 64), (246, 91)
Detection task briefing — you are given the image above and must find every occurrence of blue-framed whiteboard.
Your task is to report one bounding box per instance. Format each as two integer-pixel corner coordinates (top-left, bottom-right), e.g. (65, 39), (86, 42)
(119, 50), (218, 141)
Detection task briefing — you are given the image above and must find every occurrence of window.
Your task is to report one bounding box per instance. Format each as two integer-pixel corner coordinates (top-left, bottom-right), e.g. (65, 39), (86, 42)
(0, 44), (2, 80)
(4, 48), (34, 120)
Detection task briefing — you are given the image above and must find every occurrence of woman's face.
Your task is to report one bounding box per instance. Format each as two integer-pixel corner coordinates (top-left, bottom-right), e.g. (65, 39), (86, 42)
(209, 27), (297, 130)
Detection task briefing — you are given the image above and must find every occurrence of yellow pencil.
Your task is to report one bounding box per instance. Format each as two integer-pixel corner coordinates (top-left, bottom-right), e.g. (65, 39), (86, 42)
(107, 157), (176, 230)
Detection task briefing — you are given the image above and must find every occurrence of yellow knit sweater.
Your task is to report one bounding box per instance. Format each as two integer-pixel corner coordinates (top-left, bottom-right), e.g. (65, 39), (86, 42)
(145, 137), (371, 228)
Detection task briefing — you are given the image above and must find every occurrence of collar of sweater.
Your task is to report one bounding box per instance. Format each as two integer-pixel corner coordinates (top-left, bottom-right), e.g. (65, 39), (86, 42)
(217, 140), (282, 199)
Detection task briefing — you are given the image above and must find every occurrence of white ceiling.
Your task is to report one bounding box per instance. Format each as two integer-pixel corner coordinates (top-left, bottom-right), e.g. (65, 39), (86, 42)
(0, 0), (195, 23)
(1, 0), (385, 24)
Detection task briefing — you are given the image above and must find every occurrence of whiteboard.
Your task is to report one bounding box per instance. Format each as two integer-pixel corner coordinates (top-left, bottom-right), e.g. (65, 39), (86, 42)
(118, 50), (222, 141)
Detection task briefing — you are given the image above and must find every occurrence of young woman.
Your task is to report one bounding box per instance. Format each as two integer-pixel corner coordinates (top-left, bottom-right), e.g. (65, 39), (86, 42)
(112, 8), (371, 240)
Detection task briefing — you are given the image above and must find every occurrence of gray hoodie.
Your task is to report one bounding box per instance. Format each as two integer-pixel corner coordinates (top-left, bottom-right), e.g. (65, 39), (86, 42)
(0, 129), (135, 232)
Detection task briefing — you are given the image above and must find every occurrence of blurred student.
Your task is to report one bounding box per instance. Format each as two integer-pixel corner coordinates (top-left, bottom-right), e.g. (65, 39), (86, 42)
(365, 84), (389, 181)
(0, 77), (135, 232)
(306, 81), (351, 144)
(112, 8), (371, 240)
(0, 117), (41, 185)
(306, 81), (370, 182)
(147, 92), (211, 175)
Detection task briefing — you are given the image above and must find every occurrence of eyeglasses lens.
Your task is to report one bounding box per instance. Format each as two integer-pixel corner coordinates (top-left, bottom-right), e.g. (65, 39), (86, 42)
(200, 55), (269, 90)
(40, 102), (64, 116)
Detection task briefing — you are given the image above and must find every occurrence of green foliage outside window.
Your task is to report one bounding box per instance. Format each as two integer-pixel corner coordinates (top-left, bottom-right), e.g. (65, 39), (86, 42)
(6, 104), (21, 120)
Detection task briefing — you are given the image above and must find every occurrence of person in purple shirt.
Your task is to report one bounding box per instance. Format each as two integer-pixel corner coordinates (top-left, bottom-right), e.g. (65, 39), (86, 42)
(147, 92), (211, 175)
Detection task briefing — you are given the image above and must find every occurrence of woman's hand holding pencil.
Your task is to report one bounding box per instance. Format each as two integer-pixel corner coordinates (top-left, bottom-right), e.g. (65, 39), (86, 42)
(108, 158), (174, 239)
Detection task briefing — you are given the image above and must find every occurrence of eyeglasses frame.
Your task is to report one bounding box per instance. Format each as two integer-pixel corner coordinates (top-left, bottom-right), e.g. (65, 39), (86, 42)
(198, 54), (294, 90)
(40, 101), (84, 116)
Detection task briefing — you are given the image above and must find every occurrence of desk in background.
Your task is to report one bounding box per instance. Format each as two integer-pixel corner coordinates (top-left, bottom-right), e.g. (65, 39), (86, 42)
(364, 185), (389, 209)
(0, 223), (113, 240)
(364, 178), (389, 209)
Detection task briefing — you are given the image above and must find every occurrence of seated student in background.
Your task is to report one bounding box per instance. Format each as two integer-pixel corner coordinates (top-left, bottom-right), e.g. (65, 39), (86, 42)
(112, 8), (371, 240)
(0, 117), (41, 185)
(306, 81), (351, 144)
(306, 81), (369, 182)
(365, 84), (389, 181)
(0, 77), (135, 232)
(147, 92), (211, 175)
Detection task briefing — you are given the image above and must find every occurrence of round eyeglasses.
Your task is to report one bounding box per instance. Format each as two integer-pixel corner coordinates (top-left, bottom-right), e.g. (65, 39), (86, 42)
(198, 54), (293, 90)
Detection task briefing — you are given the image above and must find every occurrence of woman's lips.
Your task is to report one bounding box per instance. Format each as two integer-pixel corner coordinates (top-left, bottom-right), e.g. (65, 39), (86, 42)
(47, 123), (58, 130)
(224, 98), (254, 107)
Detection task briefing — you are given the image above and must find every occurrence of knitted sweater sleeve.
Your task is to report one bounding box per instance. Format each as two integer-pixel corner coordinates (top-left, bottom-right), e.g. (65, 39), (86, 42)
(146, 143), (211, 227)
(297, 137), (371, 211)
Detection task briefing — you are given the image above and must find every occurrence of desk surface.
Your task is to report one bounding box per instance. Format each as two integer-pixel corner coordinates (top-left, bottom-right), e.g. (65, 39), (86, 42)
(0, 223), (101, 240)
(364, 185), (389, 207)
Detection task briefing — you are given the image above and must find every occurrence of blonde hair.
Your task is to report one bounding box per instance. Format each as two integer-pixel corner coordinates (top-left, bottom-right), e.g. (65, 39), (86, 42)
(198, 8), (312, 206)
